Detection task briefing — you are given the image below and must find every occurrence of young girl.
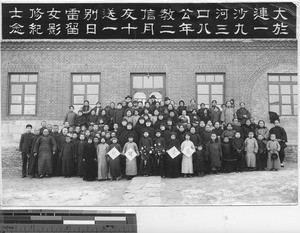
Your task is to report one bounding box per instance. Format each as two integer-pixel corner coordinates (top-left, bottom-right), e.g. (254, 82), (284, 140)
(122, 135), (140, 180)
(107, 137), (122, 180)
(165, 132), (181, 178)
(206, 133), (222, 174)
(153, 130), (166, 177)
(266, 134), (281, 171)
(181, 133), (195, 178)
(76, 134), (86, 177)
(97, 137), (109, 181)
(139, 130), (154, 176)
(244, 131), (258, 171)
(231, 132), (245, 172)
(193, 144), (207, 177)
(221, 136), (235, 173)
(61, 135), (74, 178)
(256, 134), (267, 171)
(83, 137), (97, 181)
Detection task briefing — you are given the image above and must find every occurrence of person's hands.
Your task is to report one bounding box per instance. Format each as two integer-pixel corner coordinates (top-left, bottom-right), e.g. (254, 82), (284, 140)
(34, 153), (37, 157)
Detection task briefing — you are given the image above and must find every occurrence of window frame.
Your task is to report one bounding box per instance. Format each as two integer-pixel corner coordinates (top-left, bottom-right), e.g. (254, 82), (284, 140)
(8, 73), (38, 116)
(268, 73), (298, 116)
(71, 73), (101, 110)
(195, 73), (225, 109)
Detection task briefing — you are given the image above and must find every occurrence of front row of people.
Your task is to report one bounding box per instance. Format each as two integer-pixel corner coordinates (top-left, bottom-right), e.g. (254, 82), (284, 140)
(21, 123), (282, 181)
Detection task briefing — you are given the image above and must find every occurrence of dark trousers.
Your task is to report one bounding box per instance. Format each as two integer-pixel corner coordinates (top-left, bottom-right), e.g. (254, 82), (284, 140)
(279, 142), (286, 163)
(52, 152), (62, 176)
(21, 152), (28, 176)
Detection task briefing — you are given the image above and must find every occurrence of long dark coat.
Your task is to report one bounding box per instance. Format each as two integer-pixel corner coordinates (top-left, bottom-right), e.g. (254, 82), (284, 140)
(83, 142), (97, 181)
(61, 142), (75, 176)
(27, 135), (40, 176)
(206, 138), (222, 168)
(231, 137), (245, 169)
(107, 143), (122, 178)
(165, 139), (181, 178)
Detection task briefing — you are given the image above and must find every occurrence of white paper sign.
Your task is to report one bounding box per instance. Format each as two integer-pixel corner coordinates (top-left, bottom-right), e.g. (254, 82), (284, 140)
(125, 148), (137, 161)
(182, 147), (195, 157)
(167, 146), (180, 159)
(107, 147), (120, 160)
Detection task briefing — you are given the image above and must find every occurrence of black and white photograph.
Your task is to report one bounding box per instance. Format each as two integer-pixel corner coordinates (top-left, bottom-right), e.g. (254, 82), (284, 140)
(0, 0), (298, 211)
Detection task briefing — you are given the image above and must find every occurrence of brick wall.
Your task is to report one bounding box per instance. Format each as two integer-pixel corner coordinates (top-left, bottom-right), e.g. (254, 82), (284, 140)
(1, 39), (298, 146)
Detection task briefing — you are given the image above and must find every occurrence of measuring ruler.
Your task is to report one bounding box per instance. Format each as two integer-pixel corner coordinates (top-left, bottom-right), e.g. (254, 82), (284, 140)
(0, 209), (137, 233)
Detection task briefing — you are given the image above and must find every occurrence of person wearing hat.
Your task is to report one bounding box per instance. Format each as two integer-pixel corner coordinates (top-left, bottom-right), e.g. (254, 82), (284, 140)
(165, 132), (181, 178)
(164, 97), (171, 107)
(125, 95), (132, 103)
(122, 134), (139, 180)
(19, 124), (34, 178)
(107, 137), (122, 180)
(97, 137), (109, 181)
(139, 130), (154, 176)
(181, 133), (195, 177)
(33, 129), (57, 178)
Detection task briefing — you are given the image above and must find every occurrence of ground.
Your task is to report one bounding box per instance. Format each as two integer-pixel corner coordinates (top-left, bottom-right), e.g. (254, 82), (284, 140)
(1, 146), (298, 206)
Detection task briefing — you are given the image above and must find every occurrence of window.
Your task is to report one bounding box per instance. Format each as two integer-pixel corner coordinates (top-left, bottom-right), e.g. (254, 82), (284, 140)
(268, 74), (297, 116)
(9, 73), (38, 115)
(196, 73), (225, 108)
(131, 73), (165, 104)
(72, 74), (101, 112)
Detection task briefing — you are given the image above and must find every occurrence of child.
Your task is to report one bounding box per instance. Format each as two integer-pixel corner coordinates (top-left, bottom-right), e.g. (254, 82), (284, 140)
(76, 134), (86, 177)
(256, 134), (267, 171)
(193, 145), (207, 177)
(153, 130), (166, 177)
(97, 137), (109, 181)
(221, 136), (235, 173)
(221, 123), (236, 140)
(107, 137), (122, 180)
(83, 137), (97, 181)
(231, 132), (245, 172)
(206, 133), (222, 174)
(19, 124), (34, 178)
(60, 135), (75, 178)
(122, 135), (140, 180)
(27, 128), (40, 178)
(244, 131), (258, 171)
(266, 134), (281, 171)
(181, 133), (195, 177)
(139, 130), (154, 176)
(165, 132), (181, 178)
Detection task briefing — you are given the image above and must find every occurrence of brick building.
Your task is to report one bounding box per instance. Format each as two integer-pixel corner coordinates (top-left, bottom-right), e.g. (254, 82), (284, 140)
(0, 39), (298, 153)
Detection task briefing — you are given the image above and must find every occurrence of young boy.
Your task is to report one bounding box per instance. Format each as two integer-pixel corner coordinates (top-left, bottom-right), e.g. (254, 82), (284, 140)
(256, 134), (267, 171)
(193, 144), (207, 177)
(206, 133), (222, 174)
(61, 135), (75, 178)
(231, 132), (245, 172)
(153, 130), (166, 177)
(27, 128), (40, 178)
(83, 137), (97, 181)
(19, 124), (34, 178)
(107, 137), (122, 180)
(244, 131), (258, 171)
(267, 134), (281, 171)
(221, 136), (235, 173)
(139, 130), (154, 176)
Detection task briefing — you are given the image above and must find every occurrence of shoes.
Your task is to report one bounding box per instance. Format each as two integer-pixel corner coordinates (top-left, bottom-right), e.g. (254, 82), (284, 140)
(39, 175), (44, 179)
(22, 175), (26, 178)
(281, 164), (284, 167)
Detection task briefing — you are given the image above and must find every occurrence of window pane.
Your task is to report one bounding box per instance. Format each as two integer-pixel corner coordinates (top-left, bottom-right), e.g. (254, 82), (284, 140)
(73, 85), (85, 94)
(269, 95), (279, 104)
(269, 85), (279, 94)
(11, 95), (22, 104)
(268, 75), (279, 82)
(270, 105), (280, 114)
(132, 76), (143, 88)
(197, 95), (209, 105)
(149, 92), (163, 101)
(87, 85), (99, 94)
(25, 84), (36, 94)
(73, 95), (84, 104)
(197, 85), (209, 94)
(293, 85), (298, 94)
(293, 95), (298, 105)
(282, 105), (292, 115)
(86, 95), (98, 104)
(11, 74), (19, 82)
(11, 84), (23, 94)
(211, 95), (223, 104)
(153, 76), (164, 88)
(282, 95), (291, 104)
(215, 74), (224, 82)
(133, 92), (147, 100)
(24, 95), (36, 104)
(280, 75), (291, 82)
(281, 85), (291, 94)
(82, 75), (91, 82)
(20, 74), (28, 82)
(73, 75), (81, 82)
(10, 105), (22, 114)
(196, 75), (205, 82)
(292, 75), (298, 82)
(28, 74), (38, 82)
(211, 85), (223, 94)
(143, 75), (153, 88)
(91, 75), (100, 82)
(24, 105), (36, 115)
(206, 75), (214, 82)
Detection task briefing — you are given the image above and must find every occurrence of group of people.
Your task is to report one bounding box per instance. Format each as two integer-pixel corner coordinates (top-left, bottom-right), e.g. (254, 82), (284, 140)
(19, 95), (288, 181)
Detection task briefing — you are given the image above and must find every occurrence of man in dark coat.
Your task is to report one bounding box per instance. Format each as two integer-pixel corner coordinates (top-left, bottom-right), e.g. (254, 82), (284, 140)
(269, 119), (288, 167)
(27, 128), (40, 178)
(236, 102), (251, 125)
(61, 135), (75, 177)
(19, 124), (34, 178)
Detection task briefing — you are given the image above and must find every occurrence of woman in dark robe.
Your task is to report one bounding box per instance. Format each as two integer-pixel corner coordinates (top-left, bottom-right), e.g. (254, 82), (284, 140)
(83, 138), (97, 181)
(33, 129), (57, 178)
(107, 137), (122, 180)
(165, 132), (181, 178)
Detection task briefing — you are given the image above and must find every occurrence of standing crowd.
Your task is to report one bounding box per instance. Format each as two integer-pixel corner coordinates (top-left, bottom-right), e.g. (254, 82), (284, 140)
(19, 95), (288, 181)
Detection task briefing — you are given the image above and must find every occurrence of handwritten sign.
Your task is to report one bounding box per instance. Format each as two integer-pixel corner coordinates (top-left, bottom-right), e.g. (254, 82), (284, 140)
(125, 148), (137, 161)
(107, 147), (120, 160)
(167, 146), (180, 159)
(182, 147), (195, 157)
